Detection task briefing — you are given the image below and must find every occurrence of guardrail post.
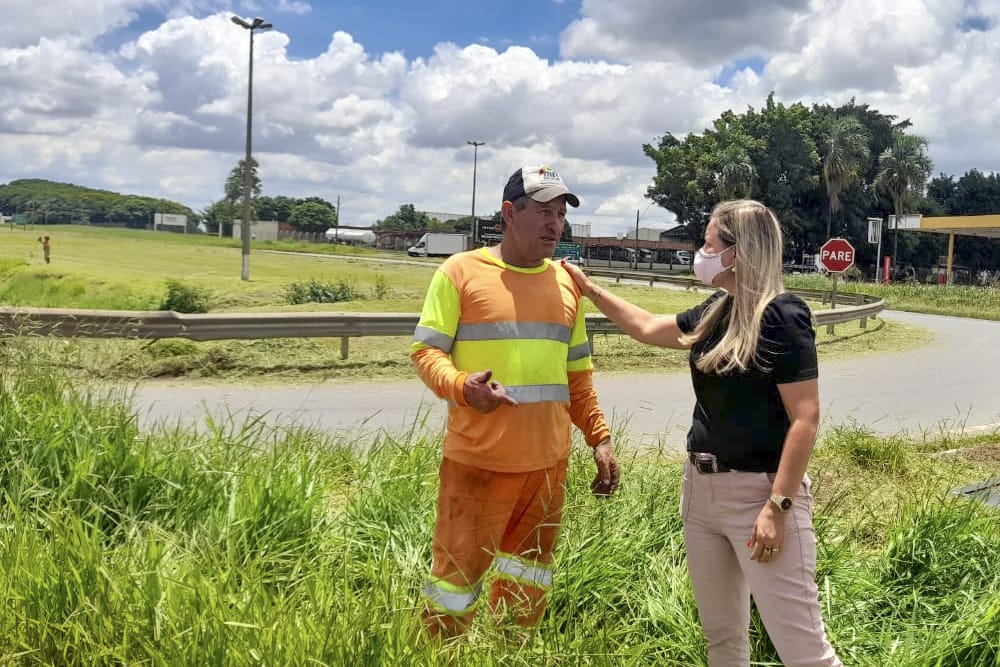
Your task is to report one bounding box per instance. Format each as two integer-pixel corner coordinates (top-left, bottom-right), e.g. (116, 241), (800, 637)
(588, 332), (597, 356)
(859, 317), (867, 329)
(340, 337), (349, 360)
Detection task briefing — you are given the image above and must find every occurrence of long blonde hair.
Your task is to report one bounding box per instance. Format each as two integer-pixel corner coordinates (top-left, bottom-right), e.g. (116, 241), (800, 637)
(679, 200), (786, 374)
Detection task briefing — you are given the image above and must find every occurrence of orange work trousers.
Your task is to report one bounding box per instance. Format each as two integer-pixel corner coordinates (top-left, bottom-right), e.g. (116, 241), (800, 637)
(421, 456), (567, 636)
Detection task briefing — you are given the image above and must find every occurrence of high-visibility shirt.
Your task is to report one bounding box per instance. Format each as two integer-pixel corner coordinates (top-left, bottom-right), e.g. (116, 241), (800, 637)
(411, 247), (610, 473)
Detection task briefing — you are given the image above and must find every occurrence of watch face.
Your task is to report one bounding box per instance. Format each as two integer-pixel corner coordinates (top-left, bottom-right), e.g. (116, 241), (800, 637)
(771, 494), (792, 511)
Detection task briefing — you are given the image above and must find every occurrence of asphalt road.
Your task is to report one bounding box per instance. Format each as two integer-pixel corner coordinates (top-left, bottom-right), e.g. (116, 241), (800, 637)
(132, 310), (1000, 449)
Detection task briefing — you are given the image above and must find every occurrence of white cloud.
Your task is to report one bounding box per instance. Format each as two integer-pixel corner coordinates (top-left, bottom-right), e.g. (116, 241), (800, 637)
(561, 0), (812, 65)
(275, 0), (311, 15)
(0, 2), (998, 234)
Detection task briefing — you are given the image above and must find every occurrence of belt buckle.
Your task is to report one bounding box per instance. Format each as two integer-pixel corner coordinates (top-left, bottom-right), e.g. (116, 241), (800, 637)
(692, 452), (719, 474)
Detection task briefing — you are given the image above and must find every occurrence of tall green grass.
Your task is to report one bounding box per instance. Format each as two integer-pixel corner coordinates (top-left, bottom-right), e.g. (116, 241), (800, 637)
(1, 341), (998, 665)
(785, 274), (1000, 321)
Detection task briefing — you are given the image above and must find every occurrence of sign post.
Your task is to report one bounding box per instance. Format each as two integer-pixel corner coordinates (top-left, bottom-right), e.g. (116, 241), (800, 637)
(819, 238), (856, 334)
(869, 216), (884, 283)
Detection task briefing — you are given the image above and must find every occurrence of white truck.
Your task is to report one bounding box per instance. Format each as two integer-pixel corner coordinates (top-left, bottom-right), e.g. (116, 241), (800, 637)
(407, 232), (468, 257)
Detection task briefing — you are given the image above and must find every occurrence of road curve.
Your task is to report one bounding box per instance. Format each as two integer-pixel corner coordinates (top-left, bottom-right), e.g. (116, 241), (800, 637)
(132, 310), (1000, 449)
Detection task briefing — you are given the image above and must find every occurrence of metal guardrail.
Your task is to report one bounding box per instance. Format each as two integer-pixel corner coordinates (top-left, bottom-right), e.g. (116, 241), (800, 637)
(0, 272), (883, 357)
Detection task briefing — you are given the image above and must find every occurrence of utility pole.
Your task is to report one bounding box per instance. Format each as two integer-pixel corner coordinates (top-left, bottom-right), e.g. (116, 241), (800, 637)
(634, 209), (640, 269)
(467, 140), (485, 245)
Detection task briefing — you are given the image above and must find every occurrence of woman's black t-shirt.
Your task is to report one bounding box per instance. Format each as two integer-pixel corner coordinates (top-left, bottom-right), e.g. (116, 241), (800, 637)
(675, 290), (818, 472)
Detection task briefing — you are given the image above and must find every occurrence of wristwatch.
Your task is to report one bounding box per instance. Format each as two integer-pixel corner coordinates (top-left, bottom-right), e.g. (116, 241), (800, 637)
(769, 493), (793, 512)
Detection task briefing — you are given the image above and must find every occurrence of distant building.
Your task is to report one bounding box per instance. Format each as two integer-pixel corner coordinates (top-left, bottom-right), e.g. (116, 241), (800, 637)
(659, 225), (691, 242)
(626, 226), (670, 242)
(422, 211), (468, 223)
(232, 220), (279, 242)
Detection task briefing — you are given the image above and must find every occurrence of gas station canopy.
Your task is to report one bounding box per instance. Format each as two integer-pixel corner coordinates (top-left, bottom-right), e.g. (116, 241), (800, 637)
(895, 214), (1000, 280)
(916, 214), (1000, 239)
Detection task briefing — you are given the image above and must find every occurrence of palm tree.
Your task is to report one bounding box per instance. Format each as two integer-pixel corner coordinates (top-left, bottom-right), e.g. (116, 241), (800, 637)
(715, 146), (756, 200)
(874, 131), (932, 275)
(822, 116), (870, 237)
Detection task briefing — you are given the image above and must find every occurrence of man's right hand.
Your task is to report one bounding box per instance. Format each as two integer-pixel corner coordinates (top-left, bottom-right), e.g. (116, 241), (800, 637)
(463, 369), (519, 413)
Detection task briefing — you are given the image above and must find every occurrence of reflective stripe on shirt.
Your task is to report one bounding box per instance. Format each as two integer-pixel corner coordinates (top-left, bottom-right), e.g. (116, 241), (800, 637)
(506, 384), (570, 404)
(567, 341), (591, 361)
(413, 325), (454, 353)
(456, 321), (572, 344)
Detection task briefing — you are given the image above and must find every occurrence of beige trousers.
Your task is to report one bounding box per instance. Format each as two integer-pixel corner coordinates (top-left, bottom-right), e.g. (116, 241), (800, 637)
(680, 459), (842, 667)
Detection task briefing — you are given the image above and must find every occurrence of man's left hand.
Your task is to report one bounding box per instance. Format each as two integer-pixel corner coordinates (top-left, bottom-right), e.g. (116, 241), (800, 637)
(590, 439), (620, 496)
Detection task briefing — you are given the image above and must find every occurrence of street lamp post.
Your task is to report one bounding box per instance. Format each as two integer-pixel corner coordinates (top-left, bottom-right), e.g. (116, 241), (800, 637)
(634, 209), (640, 269)
(467, 140), (485, 245)
(232, 15), (272, 281)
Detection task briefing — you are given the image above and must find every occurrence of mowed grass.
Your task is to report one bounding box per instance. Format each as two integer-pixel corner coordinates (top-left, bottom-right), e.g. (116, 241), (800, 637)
(2, 345), (999, 665)
(0, 225), (411, 310)
(1, 225), (929, 383)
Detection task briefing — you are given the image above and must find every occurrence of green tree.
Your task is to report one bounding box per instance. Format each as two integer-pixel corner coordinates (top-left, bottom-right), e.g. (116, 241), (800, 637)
(375, 204), (436, 230)
(256, 195), (295, 223)
(223, 158), (261, 238)
(643, 131), (717, 243)
(715, 145), (757, 200)
(224, 157), (262, 204)
(822, 116), (870, 237)
(202, 200), (239, 236)
(288, 200), (337, 231)
(874, 131), (932, 271)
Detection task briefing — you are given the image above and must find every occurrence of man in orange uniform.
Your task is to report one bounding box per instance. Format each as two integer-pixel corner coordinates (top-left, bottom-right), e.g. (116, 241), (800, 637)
(39, 234), (51, 263)
(411, 165), (620, 637)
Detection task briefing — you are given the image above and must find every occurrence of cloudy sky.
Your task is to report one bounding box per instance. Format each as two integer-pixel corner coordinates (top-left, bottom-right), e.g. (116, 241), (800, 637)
(1, 0), (997, 236)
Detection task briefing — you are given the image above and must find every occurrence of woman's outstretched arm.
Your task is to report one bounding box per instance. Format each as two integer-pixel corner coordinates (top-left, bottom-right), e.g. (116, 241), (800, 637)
(560, 259), (688, 350)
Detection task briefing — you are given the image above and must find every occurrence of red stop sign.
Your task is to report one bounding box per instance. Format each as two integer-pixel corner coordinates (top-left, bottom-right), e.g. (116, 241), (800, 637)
(819, 238), (855, 273)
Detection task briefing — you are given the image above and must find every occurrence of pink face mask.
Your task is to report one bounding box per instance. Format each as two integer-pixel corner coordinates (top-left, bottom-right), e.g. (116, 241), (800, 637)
(692, 246), (734, 286)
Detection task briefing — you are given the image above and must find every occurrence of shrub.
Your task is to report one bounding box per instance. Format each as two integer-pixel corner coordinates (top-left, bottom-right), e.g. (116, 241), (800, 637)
(842, 265), (865, 282)
(370, 273), (391, 300)
(160, 279), (210, 313)
(285, 279), (360, 304)
(821, 423), (909, 473)
(150, 339), (198, 357)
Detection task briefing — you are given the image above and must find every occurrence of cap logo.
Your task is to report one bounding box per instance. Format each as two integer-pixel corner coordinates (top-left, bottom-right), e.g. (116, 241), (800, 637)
(538, 169), (561, 183)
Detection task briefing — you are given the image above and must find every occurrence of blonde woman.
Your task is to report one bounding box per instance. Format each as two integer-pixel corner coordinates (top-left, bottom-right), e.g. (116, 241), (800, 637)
(562, 200), (841, 667)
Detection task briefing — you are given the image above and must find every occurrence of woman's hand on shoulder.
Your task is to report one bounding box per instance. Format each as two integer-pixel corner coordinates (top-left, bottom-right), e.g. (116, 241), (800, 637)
(560, 259), (600, 299)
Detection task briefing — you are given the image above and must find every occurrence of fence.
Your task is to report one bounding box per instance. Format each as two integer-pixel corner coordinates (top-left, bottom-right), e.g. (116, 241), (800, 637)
(0, 279), (884, 359)
(276, 229), (326, 244)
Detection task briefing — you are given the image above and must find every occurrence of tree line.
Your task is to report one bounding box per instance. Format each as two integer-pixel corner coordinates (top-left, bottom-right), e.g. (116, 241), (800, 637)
(644, 93), (999, 273)
(0, 179), (194, 228)
(201, 158), (339, 235)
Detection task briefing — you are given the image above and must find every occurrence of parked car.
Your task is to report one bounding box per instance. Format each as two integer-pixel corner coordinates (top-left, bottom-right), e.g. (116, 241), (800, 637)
(673, 250), (691, 265)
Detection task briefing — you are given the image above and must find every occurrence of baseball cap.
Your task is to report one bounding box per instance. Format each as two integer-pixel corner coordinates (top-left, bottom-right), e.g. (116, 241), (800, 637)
(502, 166), (580, 208)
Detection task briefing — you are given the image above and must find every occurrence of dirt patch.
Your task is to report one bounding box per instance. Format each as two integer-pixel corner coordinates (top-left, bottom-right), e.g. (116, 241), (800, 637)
(933, 444), (1000, 464)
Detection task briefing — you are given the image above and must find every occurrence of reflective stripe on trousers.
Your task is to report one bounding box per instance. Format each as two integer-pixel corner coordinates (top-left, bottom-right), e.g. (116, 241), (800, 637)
(493, 553), (553, 589)
(422, 577), (482, 616)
